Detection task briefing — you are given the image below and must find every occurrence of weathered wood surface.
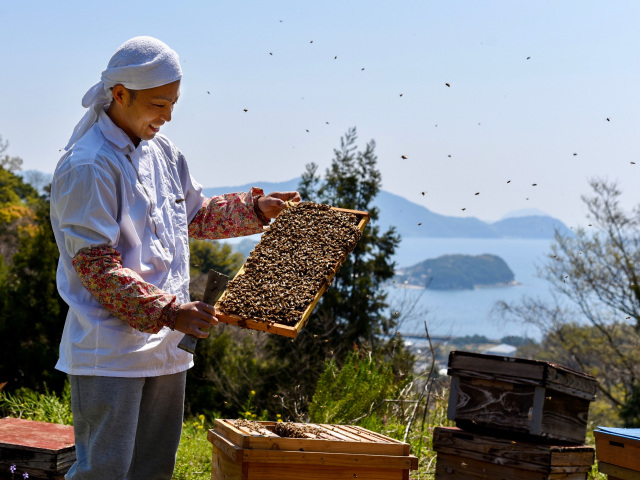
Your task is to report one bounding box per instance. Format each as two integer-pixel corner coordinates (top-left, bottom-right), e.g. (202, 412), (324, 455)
(433, 427), (593, 471)
(449, 376), (590, 443)
(447, 351), (596, 443)
(433, 427), (594, 480)
(435, 453), (588, 480)
(0, 417), (76, 479)
(597, 461), (640, 480)
(594, 430), (640, 472)
(539, 393), (590, 443)
(447, 351), (597, 400)
(210, 419), (416, 480)
(214, 208), (370, 338)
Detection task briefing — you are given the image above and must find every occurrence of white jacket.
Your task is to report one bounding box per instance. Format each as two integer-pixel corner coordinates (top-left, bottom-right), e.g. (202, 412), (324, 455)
(51, 110), (205, 377)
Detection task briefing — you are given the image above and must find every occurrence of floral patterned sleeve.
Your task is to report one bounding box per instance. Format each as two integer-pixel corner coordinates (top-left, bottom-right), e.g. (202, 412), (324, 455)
(72, 246), (180, 334)
(188, 187), (269, 239)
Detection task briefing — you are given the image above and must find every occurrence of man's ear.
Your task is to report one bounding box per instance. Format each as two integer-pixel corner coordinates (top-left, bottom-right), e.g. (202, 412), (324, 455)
(111, 84), (128, 106)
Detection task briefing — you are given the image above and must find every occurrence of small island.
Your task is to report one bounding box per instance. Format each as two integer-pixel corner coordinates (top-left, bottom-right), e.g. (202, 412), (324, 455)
(394, 254), (516, 290)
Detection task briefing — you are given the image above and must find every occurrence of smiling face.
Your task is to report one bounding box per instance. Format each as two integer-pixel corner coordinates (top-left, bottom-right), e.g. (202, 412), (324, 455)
(108, 80), (181, 146)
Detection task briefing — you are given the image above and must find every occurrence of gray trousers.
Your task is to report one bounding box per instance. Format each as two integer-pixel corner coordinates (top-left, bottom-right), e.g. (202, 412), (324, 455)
(65, 371), (187, 480)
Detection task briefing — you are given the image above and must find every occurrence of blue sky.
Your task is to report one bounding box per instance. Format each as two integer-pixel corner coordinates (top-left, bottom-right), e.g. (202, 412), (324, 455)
(1, 1), (639, 226)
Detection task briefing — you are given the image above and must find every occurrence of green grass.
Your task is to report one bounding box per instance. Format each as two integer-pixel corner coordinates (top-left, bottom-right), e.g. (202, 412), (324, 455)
(174, 415), (212, 480)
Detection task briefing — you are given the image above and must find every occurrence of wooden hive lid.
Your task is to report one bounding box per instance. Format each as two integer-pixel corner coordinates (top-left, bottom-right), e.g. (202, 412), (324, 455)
(447, 351), (598, 399)
(0, 417), (75, 453)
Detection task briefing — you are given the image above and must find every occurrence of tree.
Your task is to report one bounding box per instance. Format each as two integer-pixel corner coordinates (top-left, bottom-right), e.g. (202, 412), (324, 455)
(258, 127), (403, 418)
(183, 128), (408, 420)
(0, 135), (23, 173)
(185, 238), (263, 417)
(496, 179), (640, 426)
(188, 238), (245, 301)
(298, 126), (400, 344)
(0, 165), (68, 393)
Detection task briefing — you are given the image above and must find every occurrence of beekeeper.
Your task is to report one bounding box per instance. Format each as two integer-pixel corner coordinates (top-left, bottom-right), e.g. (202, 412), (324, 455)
(50, 36), (300, 480)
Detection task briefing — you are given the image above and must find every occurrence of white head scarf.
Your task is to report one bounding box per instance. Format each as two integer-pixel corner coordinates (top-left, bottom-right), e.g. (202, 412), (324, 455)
(65, 36), (182, 150)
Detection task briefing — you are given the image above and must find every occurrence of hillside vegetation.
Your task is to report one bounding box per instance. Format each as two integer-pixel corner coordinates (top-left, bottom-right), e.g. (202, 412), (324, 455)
(395, 253), (515, 290)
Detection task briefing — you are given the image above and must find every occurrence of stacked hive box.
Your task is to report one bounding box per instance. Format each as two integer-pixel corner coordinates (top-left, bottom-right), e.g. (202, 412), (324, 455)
(0, 417), (75, 480)
(433, 351), (598, 480)
(594, 428), (640, 479)
(208, 419), (418, 479)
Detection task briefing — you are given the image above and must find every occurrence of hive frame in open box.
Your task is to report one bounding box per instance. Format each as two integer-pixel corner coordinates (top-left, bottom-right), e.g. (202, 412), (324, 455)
(209, 419), (417, 480)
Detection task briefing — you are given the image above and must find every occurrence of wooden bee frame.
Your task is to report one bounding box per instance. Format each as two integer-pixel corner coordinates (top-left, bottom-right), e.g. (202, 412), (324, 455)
(214, 207), (369, 338)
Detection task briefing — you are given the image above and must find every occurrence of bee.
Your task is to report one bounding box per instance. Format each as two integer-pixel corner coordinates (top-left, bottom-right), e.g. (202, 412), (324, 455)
(401, 155), (407, 159)
(445, 83), (451, 87)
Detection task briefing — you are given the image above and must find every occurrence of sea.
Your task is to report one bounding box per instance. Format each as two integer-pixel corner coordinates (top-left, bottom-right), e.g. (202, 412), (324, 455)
(220, 236), (558, 342)
(388, 237), (556, 341)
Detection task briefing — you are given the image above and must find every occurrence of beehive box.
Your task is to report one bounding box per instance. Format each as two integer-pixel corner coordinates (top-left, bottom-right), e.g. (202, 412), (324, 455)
(598, 460), (640, 480)
(433, 426), (595, 480)
(0, 417), (75, 480)
(208, 419), (418, 480)
(447, 351), (598, 444)
(597, 462), (640, 480)
(214, 203), (369, 338)
(594, 427), (640, 478)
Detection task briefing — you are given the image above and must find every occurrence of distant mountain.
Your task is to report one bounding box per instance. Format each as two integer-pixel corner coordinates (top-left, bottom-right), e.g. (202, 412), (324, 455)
(202, 178), (300, 198)
(395, 254), (515, 290)
(203, 178), (572, 240)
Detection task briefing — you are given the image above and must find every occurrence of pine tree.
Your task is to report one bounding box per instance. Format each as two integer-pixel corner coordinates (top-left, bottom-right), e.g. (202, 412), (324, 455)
(260, 127), (401, 418)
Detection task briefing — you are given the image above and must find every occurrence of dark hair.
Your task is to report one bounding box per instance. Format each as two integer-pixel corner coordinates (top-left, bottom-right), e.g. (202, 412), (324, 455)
(126, 88), (138, 105)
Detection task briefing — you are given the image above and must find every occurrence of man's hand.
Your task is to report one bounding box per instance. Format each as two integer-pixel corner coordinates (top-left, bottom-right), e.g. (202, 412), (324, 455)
(257, 191), (302, 219)
(173, 301), (219, 338)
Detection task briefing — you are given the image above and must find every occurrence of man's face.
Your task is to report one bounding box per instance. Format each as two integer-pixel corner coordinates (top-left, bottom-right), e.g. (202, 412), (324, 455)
(116, 80), (181, 145)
